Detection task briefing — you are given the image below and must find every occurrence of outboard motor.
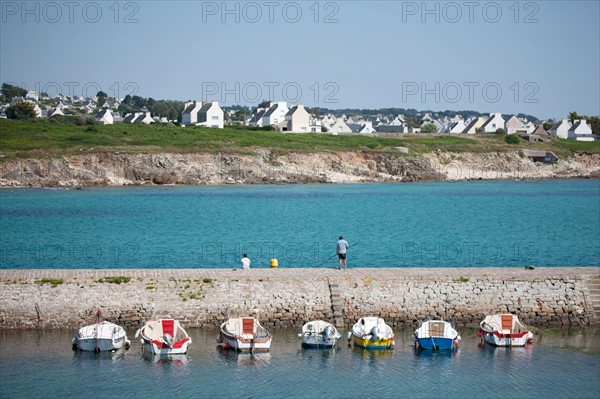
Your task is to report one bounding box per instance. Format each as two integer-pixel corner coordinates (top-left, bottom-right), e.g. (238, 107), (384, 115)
(323, 325), (335, 338)
(369, 326), (380, 342)
(163, 333), (174, 347)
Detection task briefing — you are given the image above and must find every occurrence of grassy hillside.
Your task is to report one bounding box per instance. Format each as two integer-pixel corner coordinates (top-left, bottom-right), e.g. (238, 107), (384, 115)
(0, 119), (598, 161)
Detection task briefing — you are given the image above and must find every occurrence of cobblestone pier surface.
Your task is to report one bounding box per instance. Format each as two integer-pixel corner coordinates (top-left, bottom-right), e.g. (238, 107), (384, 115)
(1, 267), (598, 330)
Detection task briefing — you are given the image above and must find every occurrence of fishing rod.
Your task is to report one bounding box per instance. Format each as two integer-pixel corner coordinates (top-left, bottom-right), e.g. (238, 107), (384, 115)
(316, 242), (360, 267)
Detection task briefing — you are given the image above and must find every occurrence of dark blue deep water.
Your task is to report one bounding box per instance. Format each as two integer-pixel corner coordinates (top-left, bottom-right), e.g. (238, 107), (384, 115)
(0, 328), (598, 399)
(1, 180), (599, 269)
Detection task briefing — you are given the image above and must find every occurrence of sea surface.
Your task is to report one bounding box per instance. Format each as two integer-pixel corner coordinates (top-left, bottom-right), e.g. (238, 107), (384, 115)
(1, 179), (599, 269)
(0, 328), (598, 399)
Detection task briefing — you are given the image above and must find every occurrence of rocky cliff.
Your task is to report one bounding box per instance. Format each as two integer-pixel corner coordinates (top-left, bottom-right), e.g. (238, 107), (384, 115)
(1, 150), (599, 187)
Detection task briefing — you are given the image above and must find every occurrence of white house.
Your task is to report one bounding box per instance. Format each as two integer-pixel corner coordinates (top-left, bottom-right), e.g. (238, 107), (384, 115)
(448, 119), (466, 134)
(26, 90), (39, 101)
(261, 101), (288, 126)
(348, 121), (375, 134)
(181, 101), (203, 125)
(390, 115), (405, 125)
(196, 101), (224, 128)
(95, 108), (113, 125)
(328, 118), (353, 134)
(248, 108), (267, 126)
(123, 112), (152, 124)
(548, 119), (572, 139)
(123, 113), (139, 123)
(505, 115), (524, 134)
(307, 116), (322, 133)
(481, 113), (505, 132)
(48, 107), (65, 117)
(525, 121), (536, 134)
(462, 117), (487, 134)
(133, 111), (154, 124)
(568, 120), (594, 141)
(320, 114), (335, 126)
(181, 101), (224, 128)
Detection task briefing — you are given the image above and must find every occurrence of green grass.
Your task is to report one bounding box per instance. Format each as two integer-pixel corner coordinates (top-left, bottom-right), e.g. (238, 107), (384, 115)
(34, 278), (64, 288)
(0, 119), (598, 161)
(95, 276), (131, 284)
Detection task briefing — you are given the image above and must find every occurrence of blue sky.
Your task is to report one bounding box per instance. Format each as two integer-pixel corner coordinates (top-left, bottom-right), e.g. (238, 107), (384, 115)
(1, 0), (599, 119)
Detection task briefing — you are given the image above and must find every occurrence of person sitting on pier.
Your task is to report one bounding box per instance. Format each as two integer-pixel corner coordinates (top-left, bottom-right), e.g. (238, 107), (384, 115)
(241, 254), (251, 270)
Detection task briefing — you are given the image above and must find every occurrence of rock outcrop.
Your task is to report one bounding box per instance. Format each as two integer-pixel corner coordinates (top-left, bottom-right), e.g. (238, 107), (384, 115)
(1, 150), (599, 187)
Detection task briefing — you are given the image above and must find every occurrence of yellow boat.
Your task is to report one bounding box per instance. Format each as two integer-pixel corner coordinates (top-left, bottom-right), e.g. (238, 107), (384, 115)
(351, 317), (394, 349)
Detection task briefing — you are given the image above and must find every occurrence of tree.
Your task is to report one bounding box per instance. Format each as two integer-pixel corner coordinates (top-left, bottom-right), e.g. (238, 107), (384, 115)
(6, 102), (37, 119)
(257, 100), (271, 109)
(421, 123), (437, 133)
(568, 111), (582, 124)
(1, 83), (27, 102)
(495, 128), (506, 135)
(587, 116), (600, 134)
(96, 90), (107, 108)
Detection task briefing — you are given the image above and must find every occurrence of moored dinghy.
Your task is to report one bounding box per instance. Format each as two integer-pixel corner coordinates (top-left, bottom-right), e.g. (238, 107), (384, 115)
(299, 320), (342, 348)
(413, 320), (460, 350)
(479, 314), (533, 347)
(136, 319), (192, 355)
(72, 309), (130, 352)
(217, 316), (272, 352)
(351, 317), (394, 349)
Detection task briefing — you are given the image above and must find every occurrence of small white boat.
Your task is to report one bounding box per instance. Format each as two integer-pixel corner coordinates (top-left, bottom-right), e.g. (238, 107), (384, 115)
(479, 314), (533, 347)
(413, 320), (460, 350)
(136, 319), (192, 355)
(72, 310), (129, 352)
(351, 317), (394, 350)
(217, 317), (272, 352)
(299, 320), (342, 348)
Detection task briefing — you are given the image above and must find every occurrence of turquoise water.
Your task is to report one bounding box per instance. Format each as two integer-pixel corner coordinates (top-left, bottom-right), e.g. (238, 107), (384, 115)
(0, 328), (598, 399)
(1, 180), (599, 269)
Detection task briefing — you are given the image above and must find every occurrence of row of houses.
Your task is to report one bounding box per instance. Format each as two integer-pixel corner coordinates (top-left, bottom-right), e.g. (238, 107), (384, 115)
(2, 90), (598, 140)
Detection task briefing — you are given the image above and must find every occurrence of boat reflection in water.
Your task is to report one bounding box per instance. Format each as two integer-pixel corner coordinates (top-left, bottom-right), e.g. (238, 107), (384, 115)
(216, 345), (272, 367)
(73, 346), (129, 363)
(141, 350), (190, 365)
(413, 346), (460, 358)
(351, 345), (394, 359)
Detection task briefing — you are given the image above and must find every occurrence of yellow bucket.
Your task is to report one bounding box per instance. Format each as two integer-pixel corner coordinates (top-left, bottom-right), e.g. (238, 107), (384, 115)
(270, 258), (279, 268)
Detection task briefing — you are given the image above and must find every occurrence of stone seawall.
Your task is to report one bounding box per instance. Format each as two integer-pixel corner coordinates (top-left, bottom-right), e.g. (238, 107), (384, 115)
(1, 268), (598, 330)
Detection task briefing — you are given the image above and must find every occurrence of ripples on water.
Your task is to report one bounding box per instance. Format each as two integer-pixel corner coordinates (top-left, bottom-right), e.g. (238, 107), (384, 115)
(0, 328), (599, 398)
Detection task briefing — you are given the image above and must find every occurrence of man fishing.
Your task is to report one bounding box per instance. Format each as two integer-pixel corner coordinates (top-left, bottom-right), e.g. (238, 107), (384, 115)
(336, 236), (350, 270)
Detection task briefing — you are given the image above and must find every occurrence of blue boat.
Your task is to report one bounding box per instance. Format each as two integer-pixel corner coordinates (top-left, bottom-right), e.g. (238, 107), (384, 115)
(413, 320), (460, 350)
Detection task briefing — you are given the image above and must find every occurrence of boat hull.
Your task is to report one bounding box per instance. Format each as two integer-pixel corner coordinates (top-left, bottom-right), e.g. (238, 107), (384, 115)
(141, 339), (191, 355)
(350, 317), (395, 350)
(482, 331), (533, 347)
(352, 335), (394, 350)
(221, 332), (272, 352)
(413, 320), (460, 351)
(416, 337), (455, 350)
(73, 336), (127, 352)
(479, 314), (533, 347)
(72, 321), (129, 352)
(301, 335), (339, 349)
